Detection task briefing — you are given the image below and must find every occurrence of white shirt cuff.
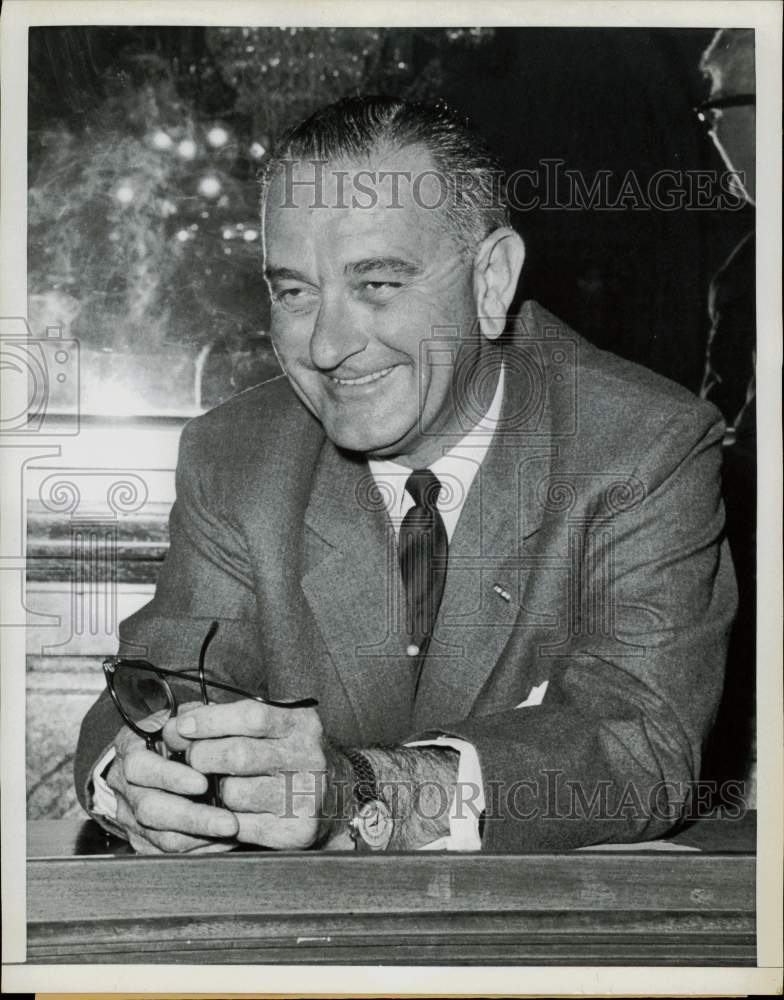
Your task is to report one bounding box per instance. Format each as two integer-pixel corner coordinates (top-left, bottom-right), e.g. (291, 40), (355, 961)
(91, 747), (119, 821)
(404, 736), (485, 851)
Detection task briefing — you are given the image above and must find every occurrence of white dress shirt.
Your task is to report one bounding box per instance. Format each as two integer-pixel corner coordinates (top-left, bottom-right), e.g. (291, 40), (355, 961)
(92, 367), (507, 851)
(368, 364), (506, 850)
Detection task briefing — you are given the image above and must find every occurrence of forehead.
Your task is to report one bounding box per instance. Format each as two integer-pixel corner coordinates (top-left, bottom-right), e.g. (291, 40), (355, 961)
(263, 142), (457, 261)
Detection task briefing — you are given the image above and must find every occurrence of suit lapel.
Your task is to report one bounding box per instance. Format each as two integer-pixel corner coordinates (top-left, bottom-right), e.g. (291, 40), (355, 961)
(412, 326), (558, 729)
(301, 442), (416, 744)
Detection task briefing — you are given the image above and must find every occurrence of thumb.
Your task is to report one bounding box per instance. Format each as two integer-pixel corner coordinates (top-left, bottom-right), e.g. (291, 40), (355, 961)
(162, 700), (203, 753)
(162, 718), (190, 754)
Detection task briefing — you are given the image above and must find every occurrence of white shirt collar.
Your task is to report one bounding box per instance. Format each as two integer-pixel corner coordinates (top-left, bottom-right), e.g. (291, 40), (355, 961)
(368, 364), (505, 540)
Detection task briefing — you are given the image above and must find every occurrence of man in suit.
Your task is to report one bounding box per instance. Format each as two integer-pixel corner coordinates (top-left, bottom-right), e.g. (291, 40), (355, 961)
(695, 28), (756, 796)
(75, 97), (736, 854)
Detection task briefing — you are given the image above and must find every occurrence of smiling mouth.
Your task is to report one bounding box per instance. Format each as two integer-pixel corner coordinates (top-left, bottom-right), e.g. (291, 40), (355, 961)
(328, 365), (396, 386)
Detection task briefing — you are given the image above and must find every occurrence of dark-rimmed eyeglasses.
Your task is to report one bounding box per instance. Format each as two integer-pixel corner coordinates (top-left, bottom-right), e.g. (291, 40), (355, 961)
(102, 621), (318, 806)
(694, 94), (756, 133)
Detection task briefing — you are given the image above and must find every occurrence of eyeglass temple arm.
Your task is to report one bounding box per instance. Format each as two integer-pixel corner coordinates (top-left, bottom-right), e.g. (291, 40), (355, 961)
(103, 659), (319, 709)
(198, 619), (218, 705)
(695, 94), (756, 113)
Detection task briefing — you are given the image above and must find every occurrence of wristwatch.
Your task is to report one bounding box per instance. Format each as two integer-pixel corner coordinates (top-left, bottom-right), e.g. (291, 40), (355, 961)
(343, 748), (394, 852)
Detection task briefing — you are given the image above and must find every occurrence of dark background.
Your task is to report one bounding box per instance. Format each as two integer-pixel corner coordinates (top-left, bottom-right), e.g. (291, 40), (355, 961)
(28, 26), (752, 408)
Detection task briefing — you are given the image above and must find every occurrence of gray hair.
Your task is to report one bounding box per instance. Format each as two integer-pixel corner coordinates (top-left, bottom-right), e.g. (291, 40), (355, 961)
(260, 95), (510, 259)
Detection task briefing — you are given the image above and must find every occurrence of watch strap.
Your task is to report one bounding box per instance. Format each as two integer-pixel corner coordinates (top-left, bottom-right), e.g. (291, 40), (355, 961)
(343, 748), (394, 851)
(343, 747), (380, 807)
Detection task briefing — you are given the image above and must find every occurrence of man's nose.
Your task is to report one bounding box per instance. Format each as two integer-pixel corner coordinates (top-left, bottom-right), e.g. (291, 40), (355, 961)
(309, 295), (368, 371)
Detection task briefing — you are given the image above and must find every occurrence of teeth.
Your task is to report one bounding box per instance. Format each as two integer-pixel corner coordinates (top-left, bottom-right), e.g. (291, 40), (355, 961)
(331, 366), (394, 386)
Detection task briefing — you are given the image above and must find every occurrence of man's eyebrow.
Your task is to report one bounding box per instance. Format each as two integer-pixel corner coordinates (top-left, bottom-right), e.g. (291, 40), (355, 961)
(264, 265), (309, 282)
(345, 257), (422, 278)
(265, 258), (423, 282)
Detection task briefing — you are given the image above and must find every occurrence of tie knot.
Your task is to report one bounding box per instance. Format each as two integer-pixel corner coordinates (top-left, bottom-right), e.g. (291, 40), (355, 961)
(406, 469), (442, 510)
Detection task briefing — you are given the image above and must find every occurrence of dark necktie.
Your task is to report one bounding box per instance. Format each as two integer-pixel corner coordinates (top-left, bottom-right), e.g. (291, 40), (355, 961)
(398, 469), (449, 689)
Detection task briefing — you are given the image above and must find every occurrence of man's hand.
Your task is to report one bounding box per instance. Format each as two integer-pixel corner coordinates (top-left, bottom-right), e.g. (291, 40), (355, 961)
(168, 700), (329, 850)
(106, 705), (239, 854)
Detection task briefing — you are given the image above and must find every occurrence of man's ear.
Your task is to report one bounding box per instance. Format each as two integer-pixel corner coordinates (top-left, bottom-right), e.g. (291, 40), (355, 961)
(472, 228), (526, 341)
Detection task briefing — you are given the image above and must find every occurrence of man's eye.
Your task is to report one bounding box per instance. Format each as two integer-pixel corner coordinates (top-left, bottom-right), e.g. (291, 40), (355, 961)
(360, 280), (402, 300)
(274, 288), (318, 313)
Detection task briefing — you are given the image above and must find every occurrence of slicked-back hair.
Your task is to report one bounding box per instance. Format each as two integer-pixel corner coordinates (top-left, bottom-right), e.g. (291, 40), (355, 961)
(260, 95), (511, 259)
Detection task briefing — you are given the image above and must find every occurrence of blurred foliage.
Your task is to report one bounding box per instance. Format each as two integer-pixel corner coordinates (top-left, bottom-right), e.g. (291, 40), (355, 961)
(29, 60), (266, 355)
(206, 27), (493, 140)
(27, 27), (493, 407)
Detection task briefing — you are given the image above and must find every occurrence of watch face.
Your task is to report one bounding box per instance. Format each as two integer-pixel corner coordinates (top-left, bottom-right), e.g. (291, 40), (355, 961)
(356, 799), (394, 851)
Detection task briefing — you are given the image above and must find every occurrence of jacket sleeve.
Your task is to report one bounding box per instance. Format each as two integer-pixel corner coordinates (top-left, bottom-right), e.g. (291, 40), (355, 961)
(410, 402), (738, 851)
(73, 417), (261, 813)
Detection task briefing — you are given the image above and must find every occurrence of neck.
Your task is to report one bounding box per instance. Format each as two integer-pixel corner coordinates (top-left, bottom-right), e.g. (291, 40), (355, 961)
(386, 343), (503, 469)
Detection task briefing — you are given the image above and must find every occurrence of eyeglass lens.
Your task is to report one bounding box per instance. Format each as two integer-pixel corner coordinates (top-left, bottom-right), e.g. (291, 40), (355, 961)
(106, 622), (264, 811)
(110, 662), (173, 731)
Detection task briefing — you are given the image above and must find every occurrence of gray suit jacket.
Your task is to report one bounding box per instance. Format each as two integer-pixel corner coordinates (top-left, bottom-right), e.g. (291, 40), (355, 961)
(75, 302), (737, 850)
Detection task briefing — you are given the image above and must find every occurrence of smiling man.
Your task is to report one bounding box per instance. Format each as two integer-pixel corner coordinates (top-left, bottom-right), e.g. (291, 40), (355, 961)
(75, 96), (736, 854)
(263, 141), (517, 467)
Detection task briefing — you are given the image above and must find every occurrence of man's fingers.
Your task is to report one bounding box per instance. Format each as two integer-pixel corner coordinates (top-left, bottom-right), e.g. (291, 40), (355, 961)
(220, 774), (287, 813)
(122, 748), (208, 795)
(115, 795), (164, 856)
(146, 828), (230, 853)
(234, 811), (314, 850)
(177, 699), (298, 740)
(178, 839), (240, 855)
(189, 736), (282, 776)
(162, 722), (190, 754)
(162, 702), (204, 753)
(128, 830), (163, 855)
(106, 758), (129, 796)
(133, 787), (239, 839)
(115, 794), (234, 853)
(235, 811), (279, 846)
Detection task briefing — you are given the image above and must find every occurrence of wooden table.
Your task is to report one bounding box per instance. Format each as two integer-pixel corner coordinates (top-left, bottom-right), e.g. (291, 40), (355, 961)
(26, 816), (756, 965)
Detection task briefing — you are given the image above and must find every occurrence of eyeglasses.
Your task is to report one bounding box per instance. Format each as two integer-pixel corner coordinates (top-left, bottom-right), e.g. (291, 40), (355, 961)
(694, 94), (756, 134)
(103, 621), (318, 806)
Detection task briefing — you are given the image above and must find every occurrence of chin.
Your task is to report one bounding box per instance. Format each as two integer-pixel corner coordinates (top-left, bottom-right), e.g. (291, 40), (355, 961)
(326, 420), (412, 458)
